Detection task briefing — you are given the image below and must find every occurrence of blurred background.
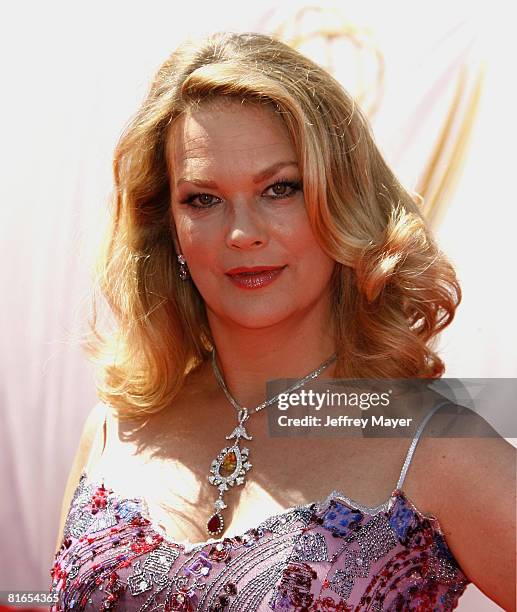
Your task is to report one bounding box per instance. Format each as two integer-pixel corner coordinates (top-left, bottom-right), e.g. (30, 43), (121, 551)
(1, 1), (515, 609)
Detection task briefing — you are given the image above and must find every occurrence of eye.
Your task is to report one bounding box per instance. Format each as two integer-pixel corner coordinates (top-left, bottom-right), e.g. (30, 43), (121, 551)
(263, 180), (302, 199)
(178, 179), (302, 209)
(179, 192), (221, 209)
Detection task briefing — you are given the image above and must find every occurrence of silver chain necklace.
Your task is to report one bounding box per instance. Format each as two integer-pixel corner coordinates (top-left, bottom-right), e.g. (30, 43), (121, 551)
(206, 348), (337, 536)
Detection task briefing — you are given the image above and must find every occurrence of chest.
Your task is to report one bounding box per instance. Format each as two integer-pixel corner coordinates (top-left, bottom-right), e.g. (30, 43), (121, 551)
(91, 424), (431, 544)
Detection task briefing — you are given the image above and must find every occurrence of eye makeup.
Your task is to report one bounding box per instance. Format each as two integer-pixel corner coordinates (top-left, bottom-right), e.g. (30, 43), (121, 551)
(178, 178), (303, 209)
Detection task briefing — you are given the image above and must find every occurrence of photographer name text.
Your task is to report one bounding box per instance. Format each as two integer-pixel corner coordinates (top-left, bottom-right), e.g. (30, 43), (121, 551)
(277, 414), (412, 428)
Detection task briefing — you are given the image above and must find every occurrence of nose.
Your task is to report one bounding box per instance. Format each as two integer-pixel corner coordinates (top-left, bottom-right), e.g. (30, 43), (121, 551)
(225, 200), (269, 250)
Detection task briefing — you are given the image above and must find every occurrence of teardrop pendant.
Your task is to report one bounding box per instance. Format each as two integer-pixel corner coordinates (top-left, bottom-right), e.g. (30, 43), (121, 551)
(207, 511), (224, 536)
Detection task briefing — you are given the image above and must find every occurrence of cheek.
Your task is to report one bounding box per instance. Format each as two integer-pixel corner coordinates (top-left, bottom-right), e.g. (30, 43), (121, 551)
(304, 246), (335, 279)
(296, 236), (335, 285)
(284, 219), (330, 267)
(173, 213), (214, 258)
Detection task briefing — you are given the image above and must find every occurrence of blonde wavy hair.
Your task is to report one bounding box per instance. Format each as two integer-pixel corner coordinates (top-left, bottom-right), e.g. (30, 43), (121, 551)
(85, 31), (461, 420)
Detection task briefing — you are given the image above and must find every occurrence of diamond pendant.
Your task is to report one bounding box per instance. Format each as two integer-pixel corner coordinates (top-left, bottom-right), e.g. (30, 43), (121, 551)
(206, 409), (253, 536)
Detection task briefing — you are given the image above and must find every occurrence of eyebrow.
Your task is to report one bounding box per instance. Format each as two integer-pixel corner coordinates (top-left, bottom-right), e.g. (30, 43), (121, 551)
(176, 161), (299, 189)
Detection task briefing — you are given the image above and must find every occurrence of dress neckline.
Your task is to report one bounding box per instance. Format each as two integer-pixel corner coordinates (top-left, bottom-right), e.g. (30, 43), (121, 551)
(77, 467), (448, 552)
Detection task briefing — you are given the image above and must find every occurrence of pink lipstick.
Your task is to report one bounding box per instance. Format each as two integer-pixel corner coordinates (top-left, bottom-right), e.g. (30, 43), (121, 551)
(225, 265), (286, 290)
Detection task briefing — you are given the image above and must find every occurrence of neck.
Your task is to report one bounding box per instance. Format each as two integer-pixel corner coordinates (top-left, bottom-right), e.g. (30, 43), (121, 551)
(204, 306), (337, 409)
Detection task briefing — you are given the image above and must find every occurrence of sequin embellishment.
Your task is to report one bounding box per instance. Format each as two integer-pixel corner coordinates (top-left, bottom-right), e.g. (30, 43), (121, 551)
(291, 532), (329, 562)
(49, 473), (470, 610)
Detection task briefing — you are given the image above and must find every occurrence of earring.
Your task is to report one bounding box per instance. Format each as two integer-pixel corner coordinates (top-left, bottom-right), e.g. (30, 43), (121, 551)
(177, 254), (190, 281)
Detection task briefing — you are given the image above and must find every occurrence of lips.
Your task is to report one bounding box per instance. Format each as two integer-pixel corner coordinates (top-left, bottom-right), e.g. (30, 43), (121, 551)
(225, 265), (286, 290)
(225, 265), (286, 276)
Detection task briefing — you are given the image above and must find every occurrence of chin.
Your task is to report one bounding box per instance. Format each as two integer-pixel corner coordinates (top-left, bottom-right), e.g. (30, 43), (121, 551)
(209, 305), (293, 331)
(230, 317), (286, 330)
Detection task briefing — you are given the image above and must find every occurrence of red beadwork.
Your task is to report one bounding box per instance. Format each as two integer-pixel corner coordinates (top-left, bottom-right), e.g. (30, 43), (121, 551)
(223, 582), (237, 595)
(208, 538), (234, 563)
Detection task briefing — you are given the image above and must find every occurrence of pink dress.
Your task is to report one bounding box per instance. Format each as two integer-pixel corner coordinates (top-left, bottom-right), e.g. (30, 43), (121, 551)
(49, 400), (470, 610)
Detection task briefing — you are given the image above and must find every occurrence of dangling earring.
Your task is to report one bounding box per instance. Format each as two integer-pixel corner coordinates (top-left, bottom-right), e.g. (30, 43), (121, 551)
(177, 254), (190, 281)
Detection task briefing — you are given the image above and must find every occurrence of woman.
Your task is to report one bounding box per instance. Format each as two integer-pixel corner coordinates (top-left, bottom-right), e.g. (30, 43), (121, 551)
(50, 32), (515, 611)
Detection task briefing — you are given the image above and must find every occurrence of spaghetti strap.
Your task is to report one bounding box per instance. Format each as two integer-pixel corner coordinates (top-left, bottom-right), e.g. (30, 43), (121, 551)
(395, 398), (452, 490)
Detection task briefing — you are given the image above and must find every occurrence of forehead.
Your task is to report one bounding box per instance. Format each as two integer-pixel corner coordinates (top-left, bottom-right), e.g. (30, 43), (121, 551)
(167, 99), (296, 177)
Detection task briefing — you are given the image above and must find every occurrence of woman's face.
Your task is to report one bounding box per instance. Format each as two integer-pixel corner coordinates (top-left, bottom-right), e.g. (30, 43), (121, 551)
(168, 98), (336, 331)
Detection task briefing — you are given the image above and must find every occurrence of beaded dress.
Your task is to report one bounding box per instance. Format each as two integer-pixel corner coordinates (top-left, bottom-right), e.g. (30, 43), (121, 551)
(49, 400), (470, 611)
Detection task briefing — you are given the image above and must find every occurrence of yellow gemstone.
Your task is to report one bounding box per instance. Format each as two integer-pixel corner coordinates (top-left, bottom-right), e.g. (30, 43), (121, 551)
(220, 451), (237, 477)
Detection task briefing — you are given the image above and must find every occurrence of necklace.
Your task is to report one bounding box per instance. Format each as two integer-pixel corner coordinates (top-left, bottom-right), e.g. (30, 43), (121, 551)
(206, 349), (338, 536)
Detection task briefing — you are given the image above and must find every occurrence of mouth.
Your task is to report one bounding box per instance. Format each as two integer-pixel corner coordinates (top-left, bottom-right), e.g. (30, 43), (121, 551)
(225, 265), (287, 289)
(225, 265), (287, 277)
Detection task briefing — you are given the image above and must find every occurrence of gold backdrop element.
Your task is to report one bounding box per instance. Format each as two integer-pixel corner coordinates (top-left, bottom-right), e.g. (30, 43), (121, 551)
(268, 5), (484, 231)
(416, 63), (485, 230)
(272, 5), (385, 119)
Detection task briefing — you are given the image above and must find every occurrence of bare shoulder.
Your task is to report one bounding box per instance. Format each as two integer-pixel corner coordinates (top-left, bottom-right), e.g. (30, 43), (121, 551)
(420, 404), (516, 611)
(52, 401), (110, 557)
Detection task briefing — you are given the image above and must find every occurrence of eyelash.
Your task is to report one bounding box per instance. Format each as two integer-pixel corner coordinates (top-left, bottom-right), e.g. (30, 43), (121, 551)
(179, 179), (302, 209)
